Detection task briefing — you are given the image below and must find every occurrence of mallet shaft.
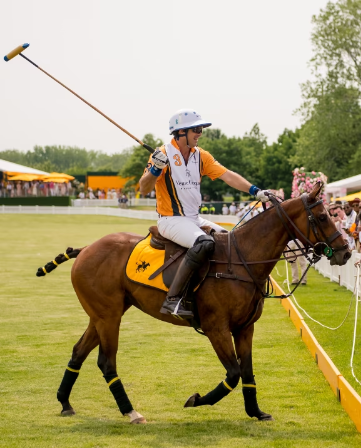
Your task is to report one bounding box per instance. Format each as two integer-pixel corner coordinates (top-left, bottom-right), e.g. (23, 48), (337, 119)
(19, 54), (148, 149)
(5, 44), (154, 153)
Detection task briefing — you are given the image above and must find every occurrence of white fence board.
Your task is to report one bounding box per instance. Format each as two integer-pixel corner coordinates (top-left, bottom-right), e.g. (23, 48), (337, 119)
(72, 198), (157, 207)
(315, 251), (361, 292)
(0, 205), (240, 224)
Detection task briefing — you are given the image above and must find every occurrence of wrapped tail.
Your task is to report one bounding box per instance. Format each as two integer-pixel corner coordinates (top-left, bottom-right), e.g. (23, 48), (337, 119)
(36, 247), (85, 277)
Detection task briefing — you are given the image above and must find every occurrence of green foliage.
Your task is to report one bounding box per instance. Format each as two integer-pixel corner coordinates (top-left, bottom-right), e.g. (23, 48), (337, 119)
(0, 145), (131, 175)
(294, 85), (361, 182)
(311, 0), (361, 87)
(260, 129), (299, 198)
(294, 0), (361, 182)
(198, 125), (267, 201)
(0, 129), (302, 200)
(119, 134), (163, 185)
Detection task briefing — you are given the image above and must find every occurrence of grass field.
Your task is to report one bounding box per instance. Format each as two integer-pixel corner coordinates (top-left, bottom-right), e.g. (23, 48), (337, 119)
(272, 261), (361, 396)
(1, 214), (361, 447)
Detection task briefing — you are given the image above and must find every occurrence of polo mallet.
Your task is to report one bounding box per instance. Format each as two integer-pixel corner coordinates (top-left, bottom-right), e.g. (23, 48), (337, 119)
(4, 43), (154, 153)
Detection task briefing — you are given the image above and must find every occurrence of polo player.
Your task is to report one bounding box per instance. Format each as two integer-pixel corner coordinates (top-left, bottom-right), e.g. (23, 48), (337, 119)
(139, 109), (270, 319)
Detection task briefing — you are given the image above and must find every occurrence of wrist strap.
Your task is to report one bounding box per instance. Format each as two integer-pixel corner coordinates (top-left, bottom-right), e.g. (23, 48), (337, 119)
(249, 185), (260, 196)
(150, 165), (162, 177)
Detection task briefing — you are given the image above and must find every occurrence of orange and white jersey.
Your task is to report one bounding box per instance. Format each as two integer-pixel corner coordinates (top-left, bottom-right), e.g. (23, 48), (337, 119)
(143, 139), (227, 218)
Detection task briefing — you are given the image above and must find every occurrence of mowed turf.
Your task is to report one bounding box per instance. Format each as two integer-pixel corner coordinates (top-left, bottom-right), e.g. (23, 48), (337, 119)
(272, 261), (361, 396)
(0, 214), (360, 448)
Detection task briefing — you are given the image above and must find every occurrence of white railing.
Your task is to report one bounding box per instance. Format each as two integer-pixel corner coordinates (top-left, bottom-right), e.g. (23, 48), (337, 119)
(72, 198), (157, 207)
(314, 251), (361, 292)
(72, 199), (119, 207)
(129, 198), (157, 206)
(0, 205), (158, 220)
(0, 205), (239, 225)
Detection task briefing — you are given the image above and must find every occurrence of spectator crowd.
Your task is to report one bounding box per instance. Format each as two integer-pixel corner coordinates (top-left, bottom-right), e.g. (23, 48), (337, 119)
(328, 198), (361, 253)
(221, 201), (263, 221)
(77, 186), (129, 209)
(0, 180), (73, 197)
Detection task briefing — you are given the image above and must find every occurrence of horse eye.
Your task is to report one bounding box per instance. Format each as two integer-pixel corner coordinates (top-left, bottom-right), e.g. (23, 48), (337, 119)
(319, 214), (327, 222)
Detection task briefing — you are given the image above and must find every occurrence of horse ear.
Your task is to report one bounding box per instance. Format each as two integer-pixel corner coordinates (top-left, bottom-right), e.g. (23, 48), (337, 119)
(308, 181), (323, 202)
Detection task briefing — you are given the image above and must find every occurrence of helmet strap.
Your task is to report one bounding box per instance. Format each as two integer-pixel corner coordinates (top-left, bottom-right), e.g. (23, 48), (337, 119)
(177, 130), (191, 148)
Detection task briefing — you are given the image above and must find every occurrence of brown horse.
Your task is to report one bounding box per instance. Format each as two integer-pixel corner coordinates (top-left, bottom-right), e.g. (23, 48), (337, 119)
(38, 183), (350, 424)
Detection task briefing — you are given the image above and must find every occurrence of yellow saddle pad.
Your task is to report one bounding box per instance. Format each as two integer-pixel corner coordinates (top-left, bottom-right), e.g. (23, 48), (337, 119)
(126, 234), (168, 292)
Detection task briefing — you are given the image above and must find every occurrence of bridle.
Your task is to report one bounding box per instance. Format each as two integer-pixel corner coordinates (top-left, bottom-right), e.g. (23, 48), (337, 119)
(269, 193), (348, 262)
(209, 192), (349, 299)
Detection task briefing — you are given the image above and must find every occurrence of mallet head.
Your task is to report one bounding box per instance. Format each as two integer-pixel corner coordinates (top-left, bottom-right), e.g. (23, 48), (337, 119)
(4, 43), (30, 62)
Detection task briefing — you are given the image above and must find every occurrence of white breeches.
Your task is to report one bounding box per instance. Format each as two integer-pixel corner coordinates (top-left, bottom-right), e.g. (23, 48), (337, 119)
(157, 215), (227, 248)
(287, 240), (308, 283)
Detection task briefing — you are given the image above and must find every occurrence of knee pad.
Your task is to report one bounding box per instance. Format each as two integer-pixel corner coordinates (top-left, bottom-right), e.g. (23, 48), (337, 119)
(194, 234), (215, 255)
(186, 234), (215, 268)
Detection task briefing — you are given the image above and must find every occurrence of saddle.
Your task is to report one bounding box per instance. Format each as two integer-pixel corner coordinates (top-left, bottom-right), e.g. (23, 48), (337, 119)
(147, 226), (213, 289)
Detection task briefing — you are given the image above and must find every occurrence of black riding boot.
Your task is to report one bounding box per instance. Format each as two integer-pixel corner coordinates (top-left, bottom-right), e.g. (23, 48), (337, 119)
(160, 234), (215, 319)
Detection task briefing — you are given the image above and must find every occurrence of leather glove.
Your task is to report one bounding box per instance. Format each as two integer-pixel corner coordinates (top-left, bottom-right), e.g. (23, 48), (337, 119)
(151, 149), (169, 170)
(256, 189), (270, 203)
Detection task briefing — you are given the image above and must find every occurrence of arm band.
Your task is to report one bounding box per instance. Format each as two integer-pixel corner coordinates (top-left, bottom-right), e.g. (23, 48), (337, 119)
(249, 185), (260, 196)
(150, 165), (162, 177)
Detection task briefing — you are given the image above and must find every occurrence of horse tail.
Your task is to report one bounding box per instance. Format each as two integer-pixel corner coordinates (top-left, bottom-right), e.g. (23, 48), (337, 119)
(36, 247), (86, 277)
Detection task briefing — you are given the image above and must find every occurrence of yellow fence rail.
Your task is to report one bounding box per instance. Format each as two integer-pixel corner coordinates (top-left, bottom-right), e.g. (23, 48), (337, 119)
(271, 277), (361, 432)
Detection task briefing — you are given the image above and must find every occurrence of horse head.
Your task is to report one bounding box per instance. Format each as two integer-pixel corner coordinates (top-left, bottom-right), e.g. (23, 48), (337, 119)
(291, 182), (351, 266)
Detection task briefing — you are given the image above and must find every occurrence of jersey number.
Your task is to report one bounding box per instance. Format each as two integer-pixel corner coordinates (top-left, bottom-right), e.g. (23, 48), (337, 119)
(173, 154), (182, 166)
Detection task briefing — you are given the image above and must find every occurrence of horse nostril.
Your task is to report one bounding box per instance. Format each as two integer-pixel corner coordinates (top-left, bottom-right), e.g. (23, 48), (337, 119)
(344, 251), (351, 261)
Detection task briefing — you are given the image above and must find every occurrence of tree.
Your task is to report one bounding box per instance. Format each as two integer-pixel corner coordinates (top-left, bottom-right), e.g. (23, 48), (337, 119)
(119, 134), (163, 190)
(198, 124), (267, 201)
(293, 85), (361, 181)
(0, 145), (132, 175)
(294, 0), (361, 181)
(260, 129), (299, 198)
(0, 149), (27, 165)
(311, 0), (361, 88)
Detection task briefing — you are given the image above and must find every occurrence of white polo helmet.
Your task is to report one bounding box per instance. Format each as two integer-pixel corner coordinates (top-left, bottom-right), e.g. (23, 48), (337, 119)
(169, 109), (212, 135)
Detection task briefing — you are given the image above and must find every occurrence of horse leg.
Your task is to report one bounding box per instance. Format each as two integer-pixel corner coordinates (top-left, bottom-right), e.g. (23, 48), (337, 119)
(233, 324), (273, 421)
(184, 330), (241, 408)
(96, 318), (146, 424)
(57, 320), (99, 415)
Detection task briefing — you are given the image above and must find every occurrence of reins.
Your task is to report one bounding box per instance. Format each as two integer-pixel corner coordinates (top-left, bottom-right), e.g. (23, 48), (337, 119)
(210, 192), (346, 299)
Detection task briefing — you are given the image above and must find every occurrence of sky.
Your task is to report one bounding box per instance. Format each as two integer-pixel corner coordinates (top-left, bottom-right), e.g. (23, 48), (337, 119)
(0, 0), (329, 155)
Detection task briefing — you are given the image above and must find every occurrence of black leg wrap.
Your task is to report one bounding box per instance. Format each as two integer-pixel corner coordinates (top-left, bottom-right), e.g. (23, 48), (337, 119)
(242, 386), (262, 417)
(104, 374), (133, 415)
(226, 372), (240, 389)
(196, 381), (232, 407)
(57, 362), (82, 403)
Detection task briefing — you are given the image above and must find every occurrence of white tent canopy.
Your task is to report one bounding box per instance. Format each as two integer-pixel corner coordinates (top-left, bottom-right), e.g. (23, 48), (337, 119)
(325, 174), (361, 201)
(0, 159), (49, 176)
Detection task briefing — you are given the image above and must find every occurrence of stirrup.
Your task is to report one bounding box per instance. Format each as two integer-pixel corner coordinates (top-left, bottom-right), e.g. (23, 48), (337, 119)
(171, 298), (186, 320)
(160, 297), (193, 320)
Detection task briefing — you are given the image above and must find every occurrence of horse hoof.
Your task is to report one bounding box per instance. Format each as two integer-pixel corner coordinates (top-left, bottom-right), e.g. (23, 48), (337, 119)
(258, 413), (273, 421)
(130, 417), (147, 424)
(61, 409), (76, 416)
(184, 393), (200, 408)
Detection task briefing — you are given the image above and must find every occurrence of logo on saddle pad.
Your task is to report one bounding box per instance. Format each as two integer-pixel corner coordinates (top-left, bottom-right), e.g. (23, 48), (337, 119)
(136, 261), (150, 272)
